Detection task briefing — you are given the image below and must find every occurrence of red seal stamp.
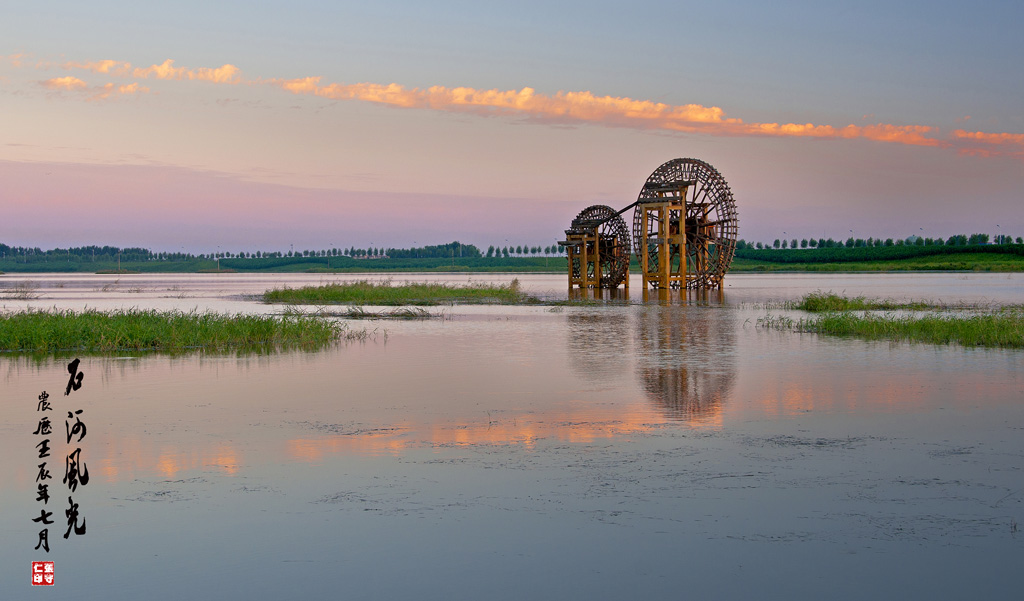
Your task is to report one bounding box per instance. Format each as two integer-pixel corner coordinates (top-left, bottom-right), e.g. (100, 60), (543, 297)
(32, 561), (54, 586)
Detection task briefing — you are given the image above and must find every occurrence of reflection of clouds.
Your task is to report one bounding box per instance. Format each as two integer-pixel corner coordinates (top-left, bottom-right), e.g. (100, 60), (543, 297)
(634, 303), (736, 424)
(93, 437), (240, 482)
(285, 408), (659, 462)
(566, 309), (633, 385)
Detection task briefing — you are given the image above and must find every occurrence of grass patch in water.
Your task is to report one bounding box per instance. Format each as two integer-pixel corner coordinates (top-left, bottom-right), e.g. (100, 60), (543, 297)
(303, 306), (436, 320)
(263, 278), (533, 305)
(802, 310), (1024, 348)
(796, 291), (934, 312)
(759, 294), (1024, 348)
(0, 308), (353, 353)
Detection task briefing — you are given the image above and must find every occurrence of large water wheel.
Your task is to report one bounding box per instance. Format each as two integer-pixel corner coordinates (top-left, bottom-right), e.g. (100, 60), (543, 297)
(632, 158), (738, 289)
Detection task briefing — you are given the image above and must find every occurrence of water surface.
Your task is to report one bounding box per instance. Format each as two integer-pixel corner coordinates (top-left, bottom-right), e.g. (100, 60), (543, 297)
(2, 273), (1021, 599)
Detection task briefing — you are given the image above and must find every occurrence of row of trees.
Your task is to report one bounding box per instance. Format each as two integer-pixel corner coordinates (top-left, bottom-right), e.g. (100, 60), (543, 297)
(737, 233), (1022, 251)
(486, 245), (564, 257)
(0, 244), (156, 262)
(384, 241), (482, 259)
(0, 242), (492, 263)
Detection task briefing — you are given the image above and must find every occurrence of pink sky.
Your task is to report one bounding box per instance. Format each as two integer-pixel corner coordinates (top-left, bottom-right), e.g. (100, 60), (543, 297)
(3, 3), (1023, 252)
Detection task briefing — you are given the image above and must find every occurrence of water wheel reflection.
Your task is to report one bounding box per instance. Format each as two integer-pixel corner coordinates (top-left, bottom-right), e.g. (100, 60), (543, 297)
(566, 310), (633, 385)
(634, 305), (736, 422)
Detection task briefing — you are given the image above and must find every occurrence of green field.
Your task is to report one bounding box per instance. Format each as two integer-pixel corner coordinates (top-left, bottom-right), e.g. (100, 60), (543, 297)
(732, 244), (1024, 272)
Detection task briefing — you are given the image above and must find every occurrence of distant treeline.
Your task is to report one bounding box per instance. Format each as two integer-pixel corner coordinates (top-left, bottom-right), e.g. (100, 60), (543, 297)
(0, 244), (157, 262)
(738, 233), (1020, 250)
(736, 242), (1024, 264)
(0, 240), (568, 264)
(0, 239), (568, 273)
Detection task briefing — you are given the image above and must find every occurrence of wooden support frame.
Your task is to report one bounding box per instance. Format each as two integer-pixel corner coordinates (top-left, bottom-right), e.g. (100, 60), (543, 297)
(564, 231), (600, 289)
(637, 190), (688, 290)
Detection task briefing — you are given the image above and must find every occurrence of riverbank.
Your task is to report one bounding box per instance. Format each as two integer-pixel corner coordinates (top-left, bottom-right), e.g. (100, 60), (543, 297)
(3, 245), (1024, 274)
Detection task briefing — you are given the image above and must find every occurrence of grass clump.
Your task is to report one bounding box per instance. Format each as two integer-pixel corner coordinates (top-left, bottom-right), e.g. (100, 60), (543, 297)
(263, 279), (532, 305)
(0, 308), (352, 353)
(304, 307), (435, 320)
(760, 294), (1024, 348)
(804, 310), (1024, 348)
(796, 291), (932, 312)
(0, 280), (41, 300)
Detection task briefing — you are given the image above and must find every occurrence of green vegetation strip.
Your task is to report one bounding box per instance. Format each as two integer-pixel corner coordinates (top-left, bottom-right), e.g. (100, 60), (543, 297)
(796, 291), (934, 312)
(0, 309), (350, 353)
(759, 293), (1024, 348)
(264, 279), (533, 305)
(802, 311), (1024, 348)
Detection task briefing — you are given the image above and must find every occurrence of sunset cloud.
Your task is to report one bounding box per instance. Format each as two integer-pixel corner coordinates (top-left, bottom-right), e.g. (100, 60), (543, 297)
(39, 74), (149, 101)
(270, 78), (950, 148)
(3, 52), (30, 67)
(41, 76), (88, 91)
(20, 55), (1024, 157)
(131, 59), (240, 83)
(950, 129), (1024, 157)
(63, 59), (132, 75)
(90, 82), (151, 101)
(952, 130), (1024, 146)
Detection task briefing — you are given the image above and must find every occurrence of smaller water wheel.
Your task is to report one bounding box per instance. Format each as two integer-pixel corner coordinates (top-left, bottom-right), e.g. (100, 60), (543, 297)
(561, 204), (632, 288)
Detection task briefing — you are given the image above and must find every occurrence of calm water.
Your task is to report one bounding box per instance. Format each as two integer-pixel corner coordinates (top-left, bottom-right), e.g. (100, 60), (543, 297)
(2, 273), (1022, 599)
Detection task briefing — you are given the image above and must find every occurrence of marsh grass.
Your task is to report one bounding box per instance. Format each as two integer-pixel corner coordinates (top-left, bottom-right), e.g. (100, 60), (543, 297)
(344, 307), (435, 320)
(804, 310), (1024, 348)
(758, 294), (1024, 348)
(0, 308), (353, 353)
(797, 291), (935, 312)
(263, 278), (532, 305)
(0, 280), (41, 300)
(313, 306), (435, 320)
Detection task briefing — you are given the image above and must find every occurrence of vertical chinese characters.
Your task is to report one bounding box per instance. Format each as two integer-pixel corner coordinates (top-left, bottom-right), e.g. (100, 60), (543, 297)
(32, 358), (90, 554)
(63, 359), (88, 539)
(32, 392), (53, 553)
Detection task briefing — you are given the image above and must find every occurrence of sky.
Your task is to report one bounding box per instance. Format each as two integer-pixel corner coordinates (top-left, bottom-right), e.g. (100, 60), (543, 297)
(2, 0), (1023, 253)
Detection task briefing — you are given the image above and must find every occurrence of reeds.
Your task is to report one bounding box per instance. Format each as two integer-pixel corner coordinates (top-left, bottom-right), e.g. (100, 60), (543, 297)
(263, 278), (531, 305)
(286, 306), (435, 320)
(797, 291), (932, 312)
(0, 308), (352, 353)
(0, 280), (41, 300)
(805, 310), (1024, 348)
(759, 293), (1024, 348)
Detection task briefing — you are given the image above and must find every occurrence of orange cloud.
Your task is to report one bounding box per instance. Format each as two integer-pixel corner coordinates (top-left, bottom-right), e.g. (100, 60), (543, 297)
(118, 82), (149, 94)
(953, 130), (1024, 145)
(131, 59), (240, 83)
(190, 63), (240, 83)
(89, 81), (151, 101)
(951, 129), (1024, 157)
(63, 59), (132, 75)
(270, 78), (950, 148)
(3, 52), (29, 67)
(132, 59), (185, 79)
(25, 54), (1024, 157)
(41, 76), (88, 91)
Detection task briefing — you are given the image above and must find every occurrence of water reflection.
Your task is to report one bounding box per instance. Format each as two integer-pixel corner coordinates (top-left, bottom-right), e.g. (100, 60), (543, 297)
(567, 287), (632, 303)
(565, 310), (633, 386)
(634, 305), (737, 424)
(565, 286), (726, 305)
(641, 286), (725, 305)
